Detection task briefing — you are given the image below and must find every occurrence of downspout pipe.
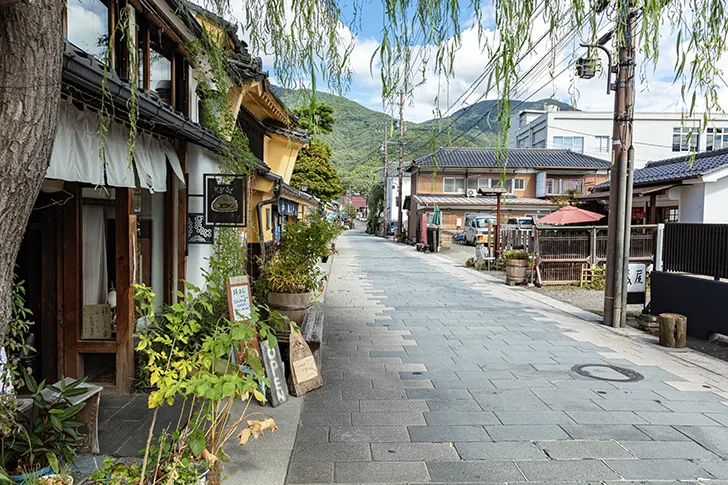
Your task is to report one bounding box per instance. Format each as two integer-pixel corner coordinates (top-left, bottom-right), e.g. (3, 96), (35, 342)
(257, 172), (282, 255)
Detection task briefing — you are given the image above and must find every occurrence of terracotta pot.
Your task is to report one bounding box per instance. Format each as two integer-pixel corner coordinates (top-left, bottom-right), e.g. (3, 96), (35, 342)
(505, 259), (528, 286)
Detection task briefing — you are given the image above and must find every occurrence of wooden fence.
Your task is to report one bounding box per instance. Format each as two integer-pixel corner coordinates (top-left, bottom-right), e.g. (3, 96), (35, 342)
(535, 225), (658, 285)
(662, 223), (728, 279)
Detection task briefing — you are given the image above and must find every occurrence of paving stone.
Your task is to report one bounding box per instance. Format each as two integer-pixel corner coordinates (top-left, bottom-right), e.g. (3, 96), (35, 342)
(696, 460), (728, 479)
(605, 459), (715, 480)
(352, 412), (426, 426)
(706, 413), (728, 425)
(286, 461), (334, 483)
(537, 440), (634, 459)
(426, 399), (483, 412)
(635, 411), (720, 426)
(329, 426), (411, 443)
(655, 390), (725, 401)
(495, 410), (574, 425)
(595, 399), (671, 412)
(471, 389), (552, 411)
(620, 440), (718, 459)
(299, 400), (360, 413)
(424, 411), (500, 425)
(408, 425), (490, 442)
(290, 442), (372, 462)
(431, 378), (496, 389)
(334, 461), (429, 483)
(561, 424), (650, 441)
(341, 388), (408, 400)
(300, 412), (351, 426)
(674, 426), (728, 458)
(484, 425), (570, 441)
(455, 441), (547, 460)
(295, 425), (329, 442)
(565, 411), (648, 425)
(516, 460), (620, 481)
(490, 379), (556, 389)
(661, 400), (728, 413)
(426, 461), (525, 483)
(405, 388), (473, 400)
(359, 399), (430, 412)
(371, 442), (460, 461)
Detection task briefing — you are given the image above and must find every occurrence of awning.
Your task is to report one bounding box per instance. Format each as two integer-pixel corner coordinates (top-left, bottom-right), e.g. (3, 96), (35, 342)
(579, 184), (677, 200)
(46, 100), (185, 192)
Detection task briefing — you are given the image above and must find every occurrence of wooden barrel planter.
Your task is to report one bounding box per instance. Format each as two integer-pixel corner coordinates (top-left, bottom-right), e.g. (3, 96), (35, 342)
(267, 292), (312, 341)
(505, 259), (529, 286)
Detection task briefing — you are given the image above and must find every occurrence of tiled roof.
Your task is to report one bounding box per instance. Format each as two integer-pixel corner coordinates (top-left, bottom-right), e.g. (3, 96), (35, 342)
(412, 194), (556, 207)
(593, 147), (728, 189)
(263, 119), (311, 143)
(411, 148), (610, 169)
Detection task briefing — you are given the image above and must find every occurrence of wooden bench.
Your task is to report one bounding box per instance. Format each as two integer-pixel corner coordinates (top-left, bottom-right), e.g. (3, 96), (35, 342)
(300, 306), (324, 369)
(41, 378), (103, 453)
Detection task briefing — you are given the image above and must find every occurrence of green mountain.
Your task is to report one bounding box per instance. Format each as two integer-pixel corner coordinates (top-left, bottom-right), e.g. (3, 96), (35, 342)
(274, 87), (574, 192)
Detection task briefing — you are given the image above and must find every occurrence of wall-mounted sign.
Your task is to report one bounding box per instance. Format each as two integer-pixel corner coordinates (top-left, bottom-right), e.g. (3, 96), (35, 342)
(632, 207), (646, 221)
(187, 213), (214, 244)
(278, 198), (299, 217)
(203, 174), (246, 227)
(627, 262), (647, 305)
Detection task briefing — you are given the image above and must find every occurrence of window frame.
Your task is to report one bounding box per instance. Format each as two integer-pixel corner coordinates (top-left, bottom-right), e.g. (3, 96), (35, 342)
(595, 136), (611, 153)
(553, 136), (585, 153)
(706, 127), (728, 151)
(672, 127), (698, 152)
(443, 176), (466, 194)
(545, 178), (585, 195)
(514, 178), (526, 191)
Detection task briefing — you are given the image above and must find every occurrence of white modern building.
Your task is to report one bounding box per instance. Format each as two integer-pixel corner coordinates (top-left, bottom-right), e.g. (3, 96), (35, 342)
(384, 170), (411, 230)
(510, 105), (728, 169)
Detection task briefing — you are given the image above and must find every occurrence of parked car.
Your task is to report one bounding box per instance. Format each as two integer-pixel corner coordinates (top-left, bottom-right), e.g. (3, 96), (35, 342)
(387, 221), (398, 236)
(463, 214), (497, 245)
(508, 217), (534, 228)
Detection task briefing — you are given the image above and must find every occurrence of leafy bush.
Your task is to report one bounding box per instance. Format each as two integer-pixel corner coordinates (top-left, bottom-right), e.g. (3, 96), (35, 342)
(3, 276), (36, 391)
(502, 250), (530, 260)
(261, 212), (341, 294)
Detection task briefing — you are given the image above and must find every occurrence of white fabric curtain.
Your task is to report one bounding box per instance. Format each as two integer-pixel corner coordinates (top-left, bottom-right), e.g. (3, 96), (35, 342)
(47, 101), (104, 185)
(104, 121), (136, 188)
(162, 139), (185, 187)
(82, 205), (108, 305)
(134, 132), (168, 192)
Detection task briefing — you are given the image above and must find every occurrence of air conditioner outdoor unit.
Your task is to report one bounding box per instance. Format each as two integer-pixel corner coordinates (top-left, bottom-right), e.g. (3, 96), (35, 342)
(466, 189), (478, 198)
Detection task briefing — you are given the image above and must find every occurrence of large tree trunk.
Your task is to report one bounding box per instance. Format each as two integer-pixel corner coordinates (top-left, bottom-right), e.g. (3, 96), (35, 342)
(0, 0), (63, 345)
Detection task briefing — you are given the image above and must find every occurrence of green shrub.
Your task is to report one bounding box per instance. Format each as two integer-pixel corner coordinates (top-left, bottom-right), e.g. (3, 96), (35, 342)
(502, 250), (530, 260)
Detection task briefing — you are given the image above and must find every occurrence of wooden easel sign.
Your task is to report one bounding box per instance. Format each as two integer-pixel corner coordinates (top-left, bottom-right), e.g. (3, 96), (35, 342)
(226, 276), (257, 364)
(260, 339), (288, 407)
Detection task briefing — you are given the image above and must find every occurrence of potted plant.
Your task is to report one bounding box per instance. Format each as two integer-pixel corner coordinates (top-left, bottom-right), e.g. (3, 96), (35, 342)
(261, 212), (341, 333)
(502, 250), (530, 286)
(1, 373), (87, 484)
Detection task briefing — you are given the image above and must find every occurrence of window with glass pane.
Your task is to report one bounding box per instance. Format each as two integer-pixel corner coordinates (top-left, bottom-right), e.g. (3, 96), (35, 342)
(553, 137), (564, 149)
(673, 127), (697, 152)
(467, 178), (478, 191)
(553, 136), (584, 152)
(706, 128), (728, 151)
(514, 178), (525, 190)
(596, 136), (610, 153)
(443, 177), (465, 194)
(66, 0), (108, 60)
(149, 28), (173, 103)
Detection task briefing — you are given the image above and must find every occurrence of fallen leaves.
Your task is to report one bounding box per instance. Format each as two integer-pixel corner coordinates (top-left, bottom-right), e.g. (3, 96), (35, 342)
(236, 418), (278, 446)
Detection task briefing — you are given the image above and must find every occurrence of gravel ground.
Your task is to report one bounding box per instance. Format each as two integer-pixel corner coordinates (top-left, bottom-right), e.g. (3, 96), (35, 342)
(530, 285), (648, 316)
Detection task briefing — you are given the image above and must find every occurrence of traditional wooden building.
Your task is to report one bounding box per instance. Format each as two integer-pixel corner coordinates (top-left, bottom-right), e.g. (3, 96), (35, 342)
(15, 0), (311, 393)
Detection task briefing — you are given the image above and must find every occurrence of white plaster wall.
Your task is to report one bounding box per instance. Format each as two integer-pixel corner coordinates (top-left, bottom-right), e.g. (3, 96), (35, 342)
(186, 144), (220, 290)
(677, 184), (706, 223)
(387, 174), (411, 224)
(703, 176), (728, 223)
(511, 110), (728, 169)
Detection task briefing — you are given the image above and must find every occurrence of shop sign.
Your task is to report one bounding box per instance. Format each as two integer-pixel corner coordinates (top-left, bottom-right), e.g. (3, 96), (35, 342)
(279, 198), (299, 216)
(203, 174), (246, 227)
(186, 213), (214, 244)
(632, 207), (646, 221)
(627, 262), (647, 305)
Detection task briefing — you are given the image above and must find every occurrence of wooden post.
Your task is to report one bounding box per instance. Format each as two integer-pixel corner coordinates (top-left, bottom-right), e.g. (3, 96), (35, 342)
(177, 143), (188, 296)
(589, 227), (598, 267)
(649, 194), (657, 224)
(116, 189), (136, 394)
(62, 183), (82, 378)
(658, 313), (687, 348)
(495, 193), (502, 259)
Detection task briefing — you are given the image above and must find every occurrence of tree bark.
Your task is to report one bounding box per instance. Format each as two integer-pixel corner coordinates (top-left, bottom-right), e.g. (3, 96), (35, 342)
(0, 0), (63, 345)
(659, 313), (687, 348)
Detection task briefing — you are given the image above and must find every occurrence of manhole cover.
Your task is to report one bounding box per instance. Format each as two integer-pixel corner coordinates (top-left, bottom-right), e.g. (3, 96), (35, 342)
(571, 364), (644, 382)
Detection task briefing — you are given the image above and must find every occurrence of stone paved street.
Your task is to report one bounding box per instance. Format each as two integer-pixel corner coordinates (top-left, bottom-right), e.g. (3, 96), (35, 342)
(286, 229), (728, 484)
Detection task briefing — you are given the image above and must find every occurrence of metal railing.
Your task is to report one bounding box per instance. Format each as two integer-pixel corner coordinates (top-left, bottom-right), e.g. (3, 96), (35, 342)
(662, 223), (728, 279)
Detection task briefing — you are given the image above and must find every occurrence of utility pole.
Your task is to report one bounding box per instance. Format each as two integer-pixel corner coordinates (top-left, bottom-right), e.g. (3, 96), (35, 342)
(382, 122), (389, 237)
(396, 90), (405, 239)
(601, 3), (638, 328)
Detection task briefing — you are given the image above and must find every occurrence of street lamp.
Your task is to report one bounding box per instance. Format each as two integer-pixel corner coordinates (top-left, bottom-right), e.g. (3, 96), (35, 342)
(478, 186), (508, 259)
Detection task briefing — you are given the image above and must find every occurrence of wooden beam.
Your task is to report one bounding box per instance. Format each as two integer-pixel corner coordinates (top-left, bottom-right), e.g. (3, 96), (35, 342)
(62, 184), (82, 378)
(41, 207), (59, 381)
(115, 189), (136, 394)
(164, 171), (174, 304)
(143, 23), (151, 91)
(78, 340), (117, 353)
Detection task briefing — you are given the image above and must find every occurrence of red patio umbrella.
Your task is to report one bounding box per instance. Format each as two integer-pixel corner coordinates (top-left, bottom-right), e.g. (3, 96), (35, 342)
(538, 205), (605, 225)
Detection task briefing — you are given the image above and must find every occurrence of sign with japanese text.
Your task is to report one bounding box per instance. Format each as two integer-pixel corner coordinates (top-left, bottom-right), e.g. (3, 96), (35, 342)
(627, 263), (647, 304)
(278, 198), (299, 216)
(632, 207), (646, 221)
(203, 174), (246, 226)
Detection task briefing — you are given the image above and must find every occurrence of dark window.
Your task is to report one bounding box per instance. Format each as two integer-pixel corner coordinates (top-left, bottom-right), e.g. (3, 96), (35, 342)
(66, 0), (109, 60)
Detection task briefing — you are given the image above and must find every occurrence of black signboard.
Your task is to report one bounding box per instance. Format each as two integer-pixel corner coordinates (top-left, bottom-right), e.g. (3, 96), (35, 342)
(279, 198), (299, 217)
(187, 213), (214, 244)
(203, 174), (246, 227)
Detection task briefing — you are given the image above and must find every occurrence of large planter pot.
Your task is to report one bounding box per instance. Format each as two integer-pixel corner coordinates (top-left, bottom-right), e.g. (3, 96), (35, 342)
(268, 292), (312, 337)
(505, 259), (529, 286)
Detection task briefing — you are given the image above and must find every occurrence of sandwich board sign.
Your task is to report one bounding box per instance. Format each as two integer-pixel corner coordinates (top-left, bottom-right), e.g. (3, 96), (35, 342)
(260, 339), (288, 407)
(226, 276), (256, 365)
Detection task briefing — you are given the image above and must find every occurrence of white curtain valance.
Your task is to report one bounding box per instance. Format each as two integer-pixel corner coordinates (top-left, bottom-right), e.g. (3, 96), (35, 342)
(47, 100), (185, 192)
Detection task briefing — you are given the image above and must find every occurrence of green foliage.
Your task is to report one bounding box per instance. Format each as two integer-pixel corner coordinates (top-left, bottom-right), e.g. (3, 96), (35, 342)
(291, 140), (343, 203)
(1, 373), (87, 475)
(583, 265), (606, 291)
(365, 183), (384, 234)
(261, 212), (341, 294)
(3, 276), (35, 390)
(502, 250), (530, 260)
(342, 203), (358, 219)
(293, 103), (336, 135)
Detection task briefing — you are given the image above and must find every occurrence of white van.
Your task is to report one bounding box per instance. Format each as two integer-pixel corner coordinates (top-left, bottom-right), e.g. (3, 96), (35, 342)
(463, 214), (497, 245)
